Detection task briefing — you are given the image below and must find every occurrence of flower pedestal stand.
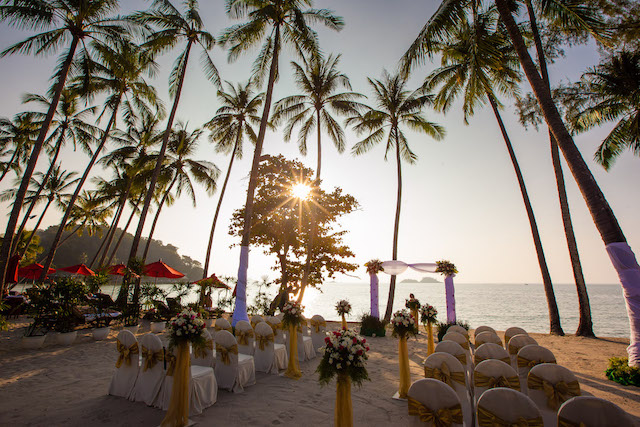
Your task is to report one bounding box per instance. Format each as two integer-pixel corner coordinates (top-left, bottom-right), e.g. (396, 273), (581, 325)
(284, 325), (302, 379)
(160, 342), (191, 427)
(334, 372), (353, 427)
(426, 321), (435, 355)
(393, 335), (411, 400)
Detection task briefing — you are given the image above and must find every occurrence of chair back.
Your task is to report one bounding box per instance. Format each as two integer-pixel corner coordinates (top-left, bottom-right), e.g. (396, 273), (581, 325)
(558, 396), (633, 427)
(528, 363), (581, 426)
(475, 331), (502, 348)
(298, 316), (309, 336)
(214, 317), (232, 333)
(474, 359), (520, 404)
(435, 340), (469, 366)
(407, 378), (464, 427)
(253, 321), (277, 374)
(250, 315), (264, 329)
(504, 326), (528, 349)
(508, 334), (538, 368)
(442, 331), (470, 352)
(108, 330), (140, 399)
(266, 315), (285, 344)
(474, 343), (510, 366)
(516, 344), (555, 391)
(131, 333), (165, 405)
(474, 325), (496, 338)
(310, 314), (327, 354)
(191, 328), (215, 368)
(423, 352), (472, 425)
(214, 330), (240, 391)
(477, 388), (542, 427)
(447, 324), (469, 339)
(234, 320), (255, 355)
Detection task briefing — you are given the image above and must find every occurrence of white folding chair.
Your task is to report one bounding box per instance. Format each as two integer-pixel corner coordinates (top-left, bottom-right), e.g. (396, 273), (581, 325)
(310, 314), (327, 354)
(504, 326), (527, 350)
(474, 331), (502, 349)
(250, 314), (264, 329)
(253, 321), (287, 374)
(214, 317), (232, 333)
(435, 340), (472, 384)
(447, 325), (469, 340)
(473, 359), (520, 406)
(442, 331), (471, 366)
(298, 324), (316, 361)
(407, 379), (464, 427)
(508, 334), (538, 369)
(423, 352), (472, 426)
(214, 330), (256, 393)
(477, 388), (542, 427)
(266, 316), (285, 345)
(191, 328), (215, 369)
(474, 343), (511, 367)
(130, 333), (165, 405)
(474, 326), (496, 339)
(108, 330), (140, 399)
(234, 320), (255, 355)
(558, 396), (634, 427)
(527, 363), (581, 427)
(516, 344), (555, 394)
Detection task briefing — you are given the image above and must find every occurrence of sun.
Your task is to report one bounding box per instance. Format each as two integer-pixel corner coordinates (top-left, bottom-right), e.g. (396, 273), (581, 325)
(291, 183), (312, 200)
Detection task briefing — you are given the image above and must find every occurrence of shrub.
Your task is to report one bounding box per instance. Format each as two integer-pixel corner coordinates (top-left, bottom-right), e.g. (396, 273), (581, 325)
(605, 357), (640, 387)
(359, 314), (387, 337)
(436, 320), (470, 342)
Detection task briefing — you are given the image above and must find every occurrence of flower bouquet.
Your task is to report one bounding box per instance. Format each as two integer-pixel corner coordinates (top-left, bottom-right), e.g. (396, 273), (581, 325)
(391, 309), (417, 399)
(391, 309), (418, 339)
(167, 308), (206, 349)
(405, 298), (421, 310)
(281, 300), (305, 328)
(420, 304), (438, 355)
(364, 259), (384, 274)
(336, 299), (351, 330)
(317, 329), (370, 427)
(435, 260), (458, 276)
(281, 301), (305, 379)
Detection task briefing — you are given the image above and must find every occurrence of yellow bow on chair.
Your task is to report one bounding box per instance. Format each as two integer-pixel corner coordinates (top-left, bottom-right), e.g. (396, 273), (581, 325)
(193, 339), (214, 359)
(216, 343), (239, 365)
(424, 362), (466, 387)
(115, 341), (139, 368)
(256, 333), (274, 351)
(474, 372), (520, 391)
(235, 329), (254, 346)
(517, 355), (555, 369)
(475, 355), (511, 366)
(309, 319), (326, 333)
(165, 352), (177, 376)
(141, 345), (163, 371)
(557, 417), (588, 427)
(453, 353), (467, 365)
(527, 373), (581, 410)
(214, 324), (232, 332)
(477, 405), (544, 427)
(407, 397), (463, 427)
(266, 321), (280, 332)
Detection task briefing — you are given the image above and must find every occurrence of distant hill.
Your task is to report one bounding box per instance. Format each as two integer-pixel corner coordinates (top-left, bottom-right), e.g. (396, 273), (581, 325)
(400, 279), (419, 283)
(420, 277), (441, 283)
(35, 226), (203, 281)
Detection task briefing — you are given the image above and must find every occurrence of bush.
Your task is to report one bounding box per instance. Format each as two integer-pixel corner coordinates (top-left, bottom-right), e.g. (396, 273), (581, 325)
(605, 357), (640, 387)
(436, 320), (470, 342)
(359, 314), (387, 337)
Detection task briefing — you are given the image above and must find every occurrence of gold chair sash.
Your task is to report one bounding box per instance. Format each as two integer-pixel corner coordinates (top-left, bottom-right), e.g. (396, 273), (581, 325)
(475, 355), (511, 366)
(309, 319), (327, 333)
(407, 397), (463, 427)
(424, 362), (466, 387)
(214, 324), (232, 332)
(453, 353), (467, 365)
(527, 373), (580, 410)
(517, 355), (555, 369)
(216, 343), (239, 365)
(115, 341), (139, 368)
(193, 339), (214, 359)
(508, 343), (528, 355)
(141, 345), (163, 371)
(477, 405), (544, 427)
(474, 371), (520, 390)
(250, 319), (262, 329)
(236, 329), (254, 346)
(165, 352), (177, 376)
(256, 333), (274, 351)
(557, 417), (587, 427)
(266, 321), (280, 331)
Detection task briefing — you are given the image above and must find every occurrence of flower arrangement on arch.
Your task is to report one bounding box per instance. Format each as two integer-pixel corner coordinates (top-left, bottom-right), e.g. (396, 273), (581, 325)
(317, 328), (371, 387)
(335, 299), (352, 316)
(405, 298), (421, 310)
(168, 308), (206, 349)
(364, 259), (384, 275)
(391, 309), (418, 339)
(420, 304), (438, 324)
(281, 300), (305, 328)
(435, 260), (458, 276)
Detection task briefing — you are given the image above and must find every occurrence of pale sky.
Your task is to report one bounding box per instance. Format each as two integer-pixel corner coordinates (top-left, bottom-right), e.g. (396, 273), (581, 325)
(0, 1), (638, 286)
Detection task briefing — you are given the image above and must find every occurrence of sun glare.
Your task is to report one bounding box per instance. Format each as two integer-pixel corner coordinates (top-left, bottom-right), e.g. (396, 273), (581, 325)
(291, 183), (312, 200)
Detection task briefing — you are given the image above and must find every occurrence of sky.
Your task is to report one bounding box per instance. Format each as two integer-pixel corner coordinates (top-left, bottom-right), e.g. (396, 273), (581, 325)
(0, 1), (638, 286)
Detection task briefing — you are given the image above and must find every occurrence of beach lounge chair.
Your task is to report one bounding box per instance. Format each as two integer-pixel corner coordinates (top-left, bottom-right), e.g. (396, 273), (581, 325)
(473, 359), (520, 406)
(130, 333), (165, 405)
(266, 316), (285, 345)
(474, 331), (502, 348)
(473, 325), (496, 339)
(504, 326), (528, 350)
(214, 330), (256, 393)
(557, 396), (634, 427)
(191, 328), (215, 369)
(214, 317), (232, 333)
(310, 314), (327, 354)
(507, 334), (538, 369)
(423, 352), (472, 426)
(435, 340), (472, 384)
(156, 345), (217, 415)
(473, 343), (511, 366)
(108, 330), (140, 399)
(407, 378), (464, 427)
(527, 363), (581, 427)
(250, 315), (264, 329)
(516, 344), (555, 394)
(476, 388), (542, 427)
(235, 320), (255, 355)
(253, 321), (287, 374)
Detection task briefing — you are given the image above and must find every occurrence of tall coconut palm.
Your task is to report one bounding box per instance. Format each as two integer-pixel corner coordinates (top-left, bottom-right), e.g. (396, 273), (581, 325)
(401, 6), (565, 335)
(348, 71), (445, 322)
(271, 53), (366, 303)
(0, 0), (124, 295)
(60, 190), (111, 250)
(39, 38), (161, 279)
(0, 114), (37, 183)
(201, 80), (262, 281)
(127, 0), (220, 278)
(220, 0), (344, 324)
(493, 0), (640, 366)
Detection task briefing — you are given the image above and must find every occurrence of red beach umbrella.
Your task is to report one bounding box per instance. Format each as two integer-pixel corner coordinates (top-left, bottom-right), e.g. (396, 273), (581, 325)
(106, 264), (127, 276)
(194, 274), (230, 290)
(5, 254), (21, 284)
(143, 260), (184, 279)
(58, 263), (95, 276)
(18, 263), (56, 280)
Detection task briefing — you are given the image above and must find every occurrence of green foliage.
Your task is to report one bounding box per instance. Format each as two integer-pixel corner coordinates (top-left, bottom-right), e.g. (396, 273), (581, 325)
(605, 357), (640, 386)
(247, 277), (275, 316)
(86, 272), (109, 294)
(50, 278), (88, 333)
(359, 314), (387, 337)
(437, 320), (470, 342)
(391, 310), (419, 339)
(23, 285), (55, 336)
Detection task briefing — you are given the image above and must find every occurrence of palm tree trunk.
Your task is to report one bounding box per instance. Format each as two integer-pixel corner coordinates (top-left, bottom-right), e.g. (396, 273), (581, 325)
(0, 35), (79, 296)
(0, 149), (20, 183)
(202, 132), (240, 279)
(384, 127), (403, 322)
(39, 96), (121, 279)
(90, 200), (122, 268)
(20, 198), (54, 255)
(232, 25), (281, 325)
(525, 0), (594, 337)
(488, 94), (564, 334)
(97, 187), (131, 268)
(58, 221), (85, 248)
(106, 193), (143, 267)
(142, 176), (177, 262)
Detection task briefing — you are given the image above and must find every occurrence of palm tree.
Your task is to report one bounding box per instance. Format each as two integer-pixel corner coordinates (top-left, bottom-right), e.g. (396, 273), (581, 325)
(141, 121), (219, 262)
(60, 190), (111, 250)
(348, 71), (445, 322)
(220, 0), (344, 324)
(0, 114), (37, 183)
(201, 80), (262, 280)
(127, 0), (220, 275)
(493, 0), (640, 365)
(39, 38), (161, 279)
(401, 6), (565, 335)
(0, 0), (124, 295)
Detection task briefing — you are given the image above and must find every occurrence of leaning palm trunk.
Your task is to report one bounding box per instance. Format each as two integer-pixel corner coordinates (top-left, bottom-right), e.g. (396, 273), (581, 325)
(233, 26), (281, 325)
(39, 96), (121, 279)
(525, 0), (594, 337)
(0, 36), (79, 296)
(495, 0), (640, 364)
(488, 94), (564, 335)
(97, 188), (131, 268)
(106, 193), (143, 267)
(20, 198), (54, 255)
(384, 130), (403, 322)
(0, 149), (20, 184)
(142, 176), (178, 262)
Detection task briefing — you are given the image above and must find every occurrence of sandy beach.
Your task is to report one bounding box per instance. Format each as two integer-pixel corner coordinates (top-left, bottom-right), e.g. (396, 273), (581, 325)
(1, 318), (638, 426)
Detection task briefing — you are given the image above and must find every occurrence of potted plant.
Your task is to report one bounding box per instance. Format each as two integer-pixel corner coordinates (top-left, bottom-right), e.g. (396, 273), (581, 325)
(143, 308), (165, 333)
(21, 286), (55, 349)
(50, 278), (87, 346)
(122, 303), (140, 334)
(88, 297), (113, 341)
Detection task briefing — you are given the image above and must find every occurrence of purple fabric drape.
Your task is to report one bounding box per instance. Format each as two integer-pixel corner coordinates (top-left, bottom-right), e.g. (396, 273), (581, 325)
(444, 274), (456, 323)
(369, 273), (379, 318)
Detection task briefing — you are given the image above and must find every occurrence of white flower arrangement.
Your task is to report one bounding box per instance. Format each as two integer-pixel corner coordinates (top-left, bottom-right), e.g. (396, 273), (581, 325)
(335, 299), (352, 316)
(168, 308), (206, 348)
(317, 328), (370, 386)
(420, 304), (438, 324)
(391, 309), (418, 339)
(281, 300), (305, 328)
